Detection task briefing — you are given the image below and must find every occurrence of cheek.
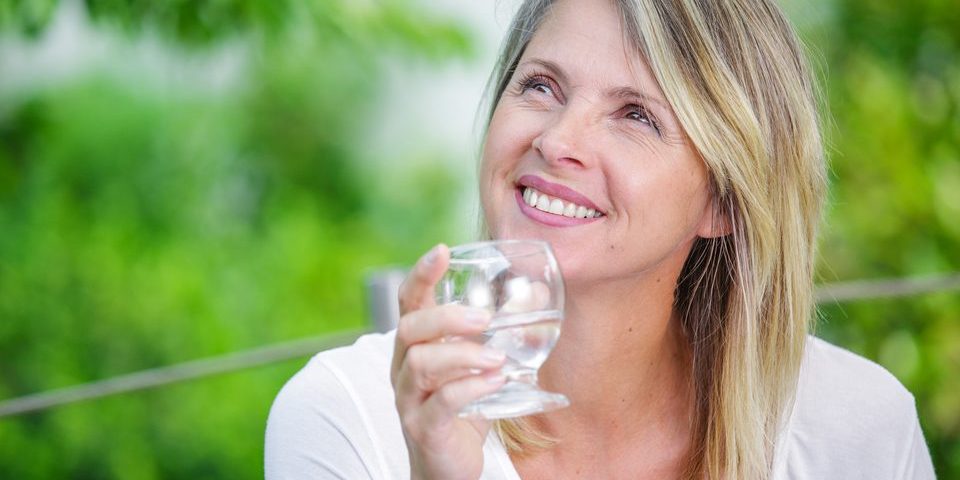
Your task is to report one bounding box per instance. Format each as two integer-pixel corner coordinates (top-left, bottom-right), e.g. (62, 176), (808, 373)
(608, 154), (711, 242)
(481, 110), (537, 190)
(478, 118), (513, 228)
(487, 101), (546, 154)
(478, 137), (505, 212)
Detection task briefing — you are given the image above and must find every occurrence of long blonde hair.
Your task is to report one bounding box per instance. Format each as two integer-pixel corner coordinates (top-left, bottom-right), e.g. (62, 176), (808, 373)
(481, 0), (827, 478)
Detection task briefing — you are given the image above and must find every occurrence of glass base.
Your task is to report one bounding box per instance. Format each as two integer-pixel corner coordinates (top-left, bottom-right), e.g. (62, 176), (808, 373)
(458, 381), (570, 420)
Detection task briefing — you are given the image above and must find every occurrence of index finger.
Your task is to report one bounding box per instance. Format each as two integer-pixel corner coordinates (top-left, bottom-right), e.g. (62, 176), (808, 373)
(398, 244), (449, 316)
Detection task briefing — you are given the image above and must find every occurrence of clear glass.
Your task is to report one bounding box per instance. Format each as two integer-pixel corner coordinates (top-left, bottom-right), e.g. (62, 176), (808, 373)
(436, 239), (570, 420)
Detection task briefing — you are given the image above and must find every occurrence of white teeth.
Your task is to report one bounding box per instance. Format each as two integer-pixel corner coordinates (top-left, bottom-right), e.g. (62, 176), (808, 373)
(548, 199), (564, 215)
(535, 194), (550, 211)
(520, 185), (602, 219)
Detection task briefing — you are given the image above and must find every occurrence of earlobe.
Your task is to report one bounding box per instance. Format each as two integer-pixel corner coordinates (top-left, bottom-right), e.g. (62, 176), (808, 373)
(696, 197), (732, 239)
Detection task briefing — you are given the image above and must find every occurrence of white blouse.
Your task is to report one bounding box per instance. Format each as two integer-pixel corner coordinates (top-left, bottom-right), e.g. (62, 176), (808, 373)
(264, 331), (936, 479)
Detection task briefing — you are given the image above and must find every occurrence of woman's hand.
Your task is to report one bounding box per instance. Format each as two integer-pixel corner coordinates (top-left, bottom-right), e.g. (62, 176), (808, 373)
(390, 244), (507, 480)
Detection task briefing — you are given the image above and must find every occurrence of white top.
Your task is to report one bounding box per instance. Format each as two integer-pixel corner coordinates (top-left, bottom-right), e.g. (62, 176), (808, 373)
(264, 331), (936, 479)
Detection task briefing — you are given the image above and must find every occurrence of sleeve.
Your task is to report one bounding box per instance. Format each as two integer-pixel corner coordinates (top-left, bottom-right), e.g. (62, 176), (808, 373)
(264, 360), (380, 480)
(895, 401), (936, 480)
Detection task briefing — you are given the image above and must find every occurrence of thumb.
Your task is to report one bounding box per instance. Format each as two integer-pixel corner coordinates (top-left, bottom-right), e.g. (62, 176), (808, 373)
(398, 244), (450, 315)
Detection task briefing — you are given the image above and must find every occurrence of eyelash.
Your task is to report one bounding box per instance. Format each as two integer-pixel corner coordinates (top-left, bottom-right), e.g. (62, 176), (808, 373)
(624, 104), (662, 135)
(515, 71), (662, 136)
(517, 71), (557, 97)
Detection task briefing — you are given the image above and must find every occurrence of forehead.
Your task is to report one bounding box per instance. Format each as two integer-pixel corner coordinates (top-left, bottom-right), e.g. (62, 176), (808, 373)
(522, 0), (657, 92)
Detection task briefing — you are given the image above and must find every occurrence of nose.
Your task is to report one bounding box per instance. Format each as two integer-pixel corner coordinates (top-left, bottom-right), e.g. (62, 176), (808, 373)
(531, 103), (595, 170)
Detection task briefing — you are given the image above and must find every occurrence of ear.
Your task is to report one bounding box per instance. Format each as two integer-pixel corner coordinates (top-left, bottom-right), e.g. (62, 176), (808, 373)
(696, 196), (732, 239)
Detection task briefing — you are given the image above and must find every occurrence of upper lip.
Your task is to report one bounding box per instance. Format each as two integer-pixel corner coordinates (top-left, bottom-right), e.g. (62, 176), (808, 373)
(516, 174), (604, 213)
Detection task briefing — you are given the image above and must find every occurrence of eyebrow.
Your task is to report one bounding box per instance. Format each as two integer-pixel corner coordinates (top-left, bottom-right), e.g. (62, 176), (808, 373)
(517, 57), (673, 114)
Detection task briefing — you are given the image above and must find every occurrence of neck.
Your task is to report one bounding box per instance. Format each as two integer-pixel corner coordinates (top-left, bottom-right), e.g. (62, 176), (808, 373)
(534, 271), (695, 447)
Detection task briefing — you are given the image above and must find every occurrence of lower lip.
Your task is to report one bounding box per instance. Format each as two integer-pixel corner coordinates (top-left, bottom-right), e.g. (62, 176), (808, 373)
(515, 188), (603, 227)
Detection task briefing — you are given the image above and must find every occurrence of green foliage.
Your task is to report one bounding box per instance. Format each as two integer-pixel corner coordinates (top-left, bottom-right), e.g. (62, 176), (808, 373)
(808, 0), (960, 475)
(1, 0), (474, 54)
(1, 0), (958, 478)
(0, 0), (471, 478)
(0, 0), (58, 37)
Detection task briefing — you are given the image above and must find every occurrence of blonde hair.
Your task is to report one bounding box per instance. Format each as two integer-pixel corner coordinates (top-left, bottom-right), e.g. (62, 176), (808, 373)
(481, 0), (827, 478)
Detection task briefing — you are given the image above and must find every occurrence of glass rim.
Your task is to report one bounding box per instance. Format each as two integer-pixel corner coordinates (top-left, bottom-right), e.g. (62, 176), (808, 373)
(447, 239), (554, 264)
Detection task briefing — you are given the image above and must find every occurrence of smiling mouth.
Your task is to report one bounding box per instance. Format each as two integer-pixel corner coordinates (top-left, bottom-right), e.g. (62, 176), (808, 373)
(520, 186), (605, 219)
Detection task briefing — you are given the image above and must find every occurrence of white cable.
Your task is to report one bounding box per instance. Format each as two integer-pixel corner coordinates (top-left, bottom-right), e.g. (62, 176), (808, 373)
(0, 328), (368, 418)
(2, 273), (958, 419)
(814, 273), (960, 303)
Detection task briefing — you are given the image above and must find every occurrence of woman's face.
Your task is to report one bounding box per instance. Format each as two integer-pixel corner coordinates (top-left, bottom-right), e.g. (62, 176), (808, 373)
(480, 0), (718, 288)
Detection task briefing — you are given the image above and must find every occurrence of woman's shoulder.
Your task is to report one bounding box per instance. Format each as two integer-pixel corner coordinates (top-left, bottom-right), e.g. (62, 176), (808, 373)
(774, 335), (932, 479)
(796, 334), (925, 445)
(312, 329), (397, 375)
(271, 330), (398, 417)
(265, 331), (407, 479)
(270, 329), (399, 423)
(266, 330), (521, 479)
(799, 335), (914, 411)
(791, 335), (918, 445)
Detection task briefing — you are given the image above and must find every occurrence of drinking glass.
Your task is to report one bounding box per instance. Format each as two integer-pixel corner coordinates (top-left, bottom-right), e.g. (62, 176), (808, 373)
(436, 239), (569, 420)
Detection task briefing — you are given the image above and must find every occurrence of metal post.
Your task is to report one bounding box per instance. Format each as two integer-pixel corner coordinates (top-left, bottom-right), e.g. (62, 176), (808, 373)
(365, 269), (408, 332)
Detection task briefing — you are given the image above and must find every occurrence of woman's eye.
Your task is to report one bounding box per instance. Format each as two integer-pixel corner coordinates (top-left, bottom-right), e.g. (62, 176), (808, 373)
(624, 105), (660, 134)
(530, 82), (552, 94)
(519, 74), (556, 97)
(626, 108), (650, 125)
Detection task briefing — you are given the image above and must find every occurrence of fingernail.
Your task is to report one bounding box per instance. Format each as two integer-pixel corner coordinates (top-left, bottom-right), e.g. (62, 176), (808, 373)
(424, 244), (442, 265)
(485, 372), (506, 384)
(464, 308), (491, 326)
(481, 348), (505, 364)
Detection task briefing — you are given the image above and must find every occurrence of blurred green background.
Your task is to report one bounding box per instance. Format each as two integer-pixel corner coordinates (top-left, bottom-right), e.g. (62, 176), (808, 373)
(0, 0), (957, 478)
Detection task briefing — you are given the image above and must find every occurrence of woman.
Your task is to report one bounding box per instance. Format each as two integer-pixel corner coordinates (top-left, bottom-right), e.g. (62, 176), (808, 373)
(265, 0), (936, 478)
